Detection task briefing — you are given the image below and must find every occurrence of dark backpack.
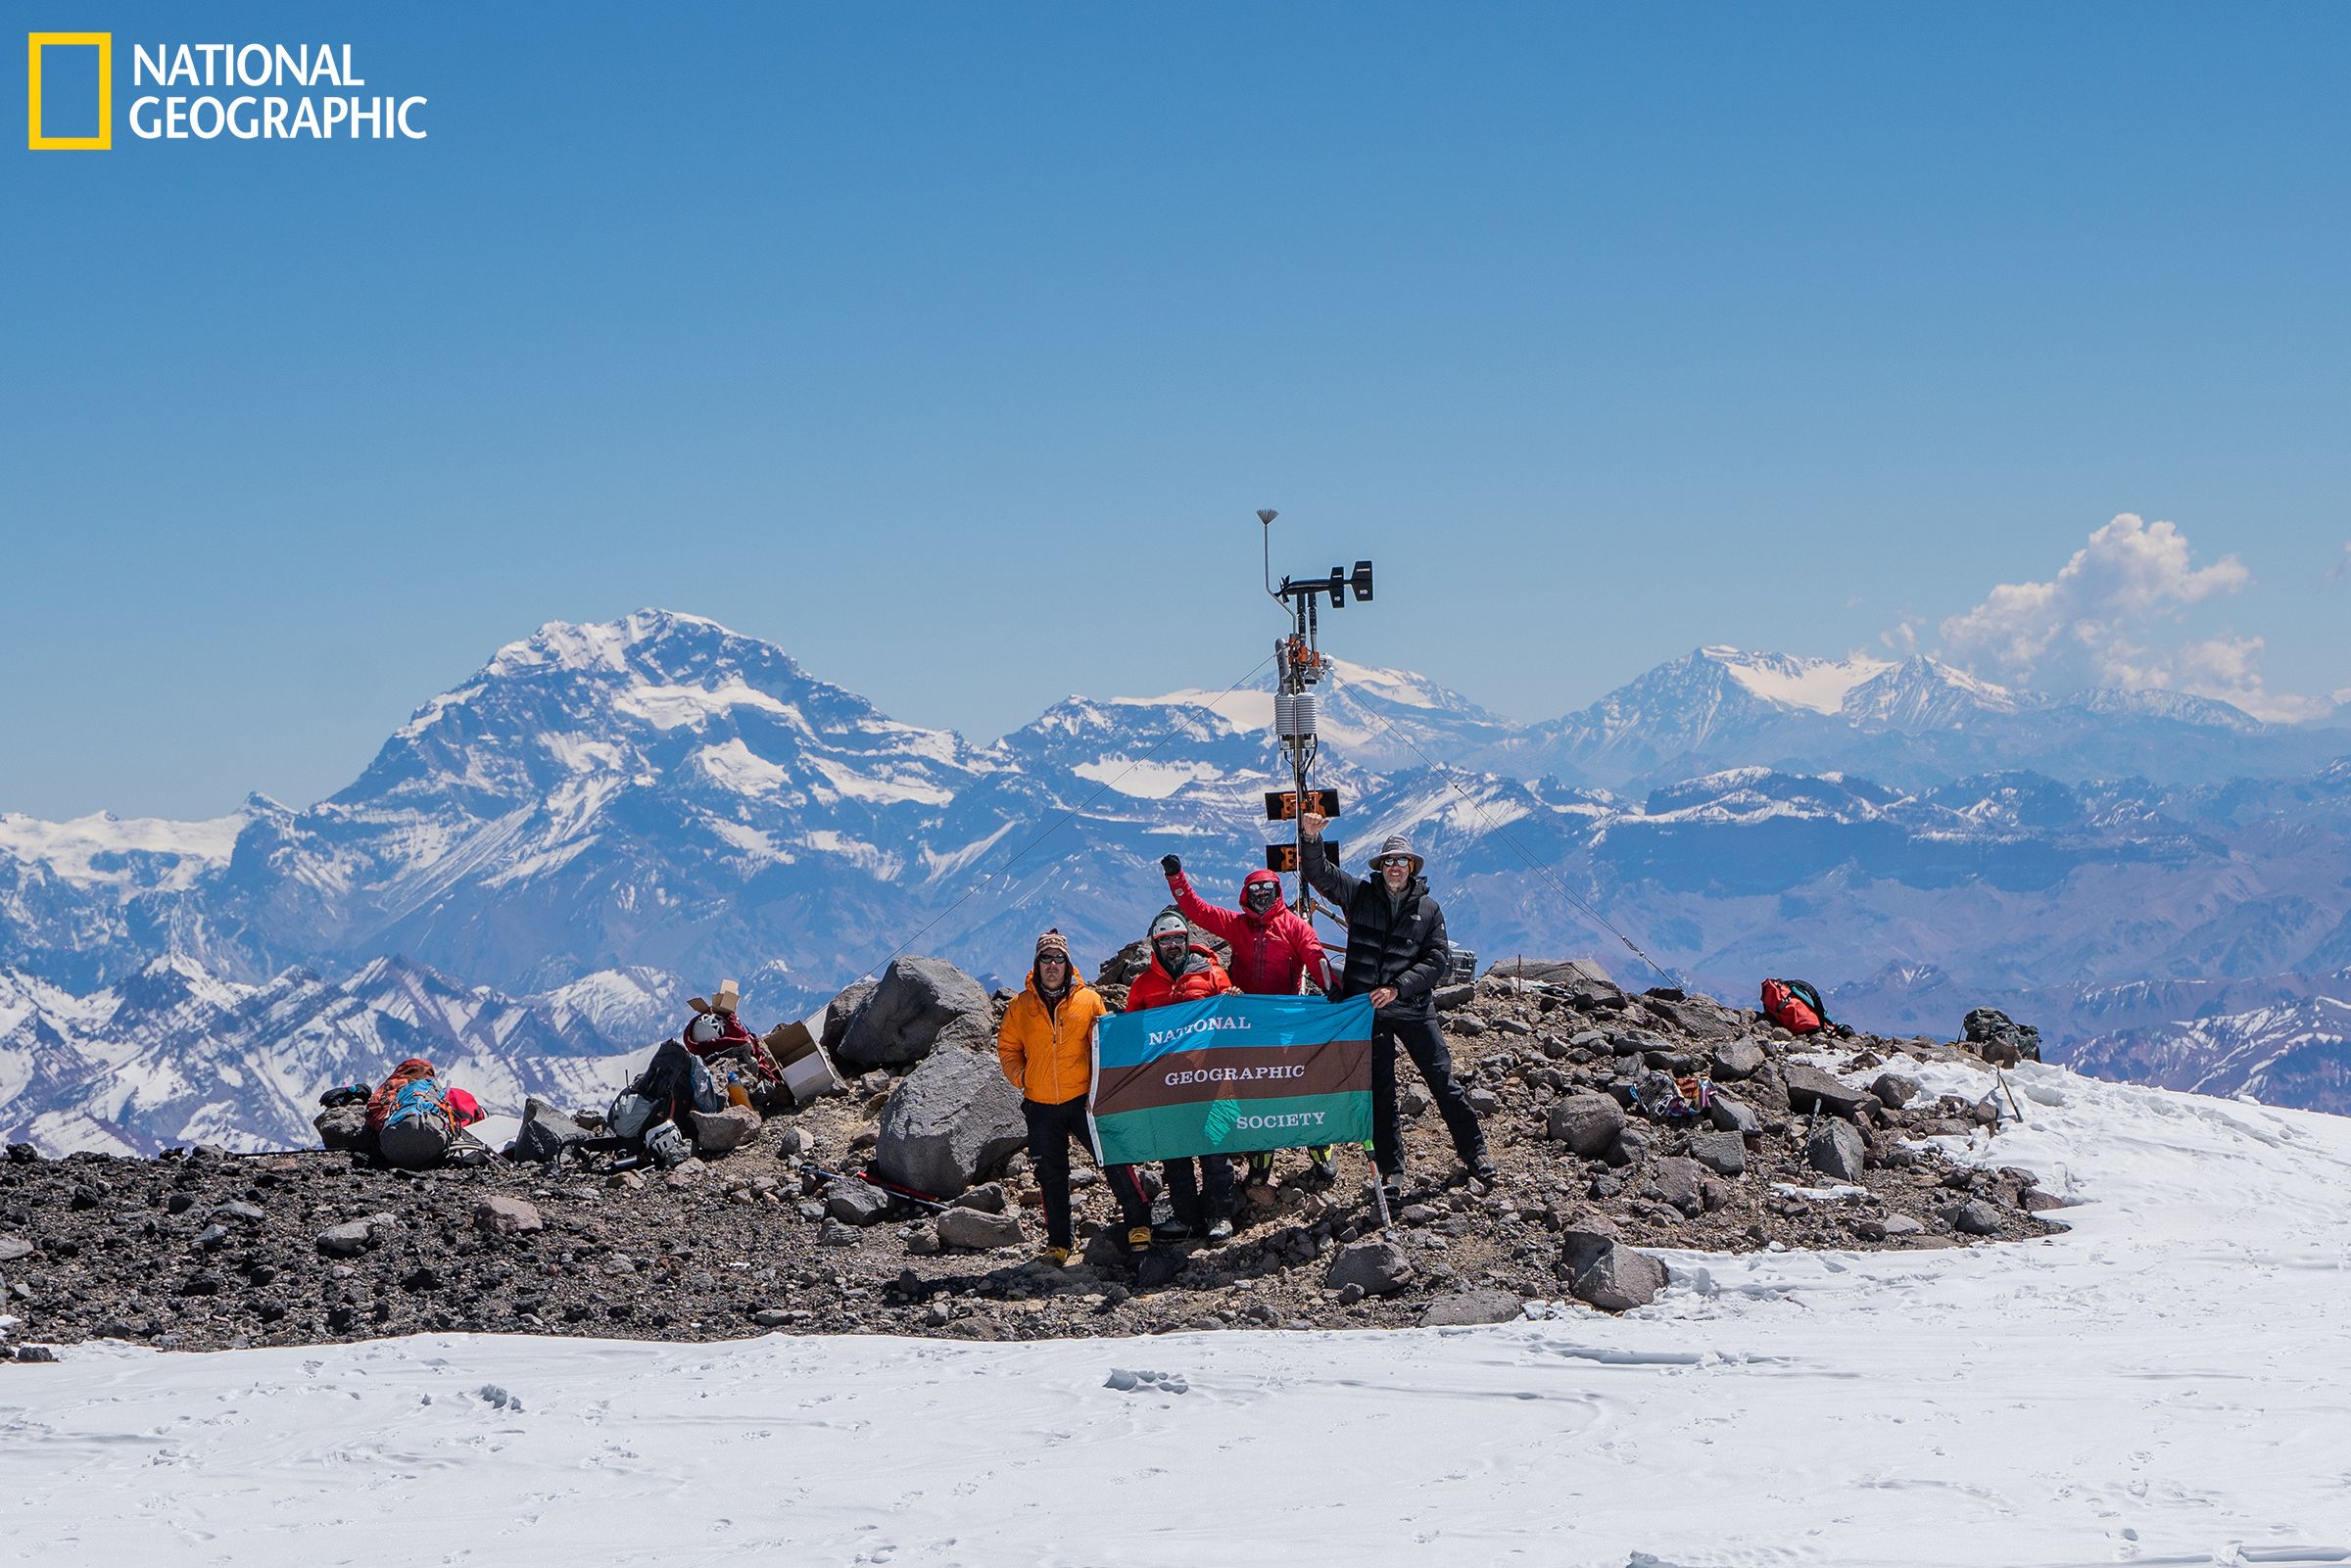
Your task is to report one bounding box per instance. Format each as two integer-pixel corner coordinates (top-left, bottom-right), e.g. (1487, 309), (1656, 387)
(378, 1077), (455, 1168)
(629, 1039), (723, 1123)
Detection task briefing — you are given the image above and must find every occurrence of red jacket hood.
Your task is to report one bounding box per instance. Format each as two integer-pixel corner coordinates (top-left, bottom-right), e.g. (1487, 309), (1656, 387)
(1239, 869), (1285, 925)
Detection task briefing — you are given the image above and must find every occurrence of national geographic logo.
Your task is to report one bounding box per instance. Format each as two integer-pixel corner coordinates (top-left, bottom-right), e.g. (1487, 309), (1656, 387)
(26, 32), (428, 149)
(25, 32), (109, 148)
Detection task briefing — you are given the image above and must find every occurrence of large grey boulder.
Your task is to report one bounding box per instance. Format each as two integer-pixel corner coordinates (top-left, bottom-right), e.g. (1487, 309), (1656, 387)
(873, 1047), (1026, 1197)
(1709, 1037), (1766, 1080)
(513, 1099), (589, 1164)
(313, 1103), (370, 1152)
(824, 1179), (891, 1226)
(1687, 1130), (1747, 1177)
(690, 1105), (761, 1154)
(1568, 1242), (1667, 1312)
(1417, 1289), (1522, 1327)
(315, 1220), (377, 1258)
(1856, 1212), (1923, 1241)
(1946, 1199), (2004, 1236)
(1707, 1094), (1762, 1136)
(1870, 1072), (1921, 1111)
(838, 957), (993, 1069)
(820, 980), (879, 1053)
(1324, 1239), (1414, 1296)
(1642, 993), (1740, 1042)
(1605, 1126), (1655, 1168)
(935, 1207), (1025, 1251)
(1648, 1157), (1705, 1216)
(1783, 1064), (1878, 1117)
(1484, 959), (1624, 1010)
(1806, 1117), (1868, 1184)
(1559, 1216), (1621, 1281)
(1545, 1093), (1625, 1157)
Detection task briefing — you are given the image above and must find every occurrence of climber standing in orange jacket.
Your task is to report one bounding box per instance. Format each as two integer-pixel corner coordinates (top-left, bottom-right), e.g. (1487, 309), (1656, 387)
(994, 928), (1111, 1266)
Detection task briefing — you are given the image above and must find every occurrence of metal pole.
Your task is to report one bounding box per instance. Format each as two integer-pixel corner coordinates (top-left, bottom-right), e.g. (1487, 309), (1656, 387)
(1293, 719), (1310, 916)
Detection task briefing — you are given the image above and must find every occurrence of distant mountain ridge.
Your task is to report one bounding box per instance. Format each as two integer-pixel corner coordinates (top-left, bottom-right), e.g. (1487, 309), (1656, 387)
(1511, 645), (2327, 787)
(3, 610), (2349, 1151)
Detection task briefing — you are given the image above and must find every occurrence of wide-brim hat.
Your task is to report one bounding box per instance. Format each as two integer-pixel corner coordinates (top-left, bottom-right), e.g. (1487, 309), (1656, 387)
(1368, 835), (1423, 875)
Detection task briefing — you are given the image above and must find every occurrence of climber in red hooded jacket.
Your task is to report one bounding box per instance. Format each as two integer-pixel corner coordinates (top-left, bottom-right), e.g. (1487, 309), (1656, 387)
(1162, 858), (1329, 998)
(1161, 854), (1339, 1188)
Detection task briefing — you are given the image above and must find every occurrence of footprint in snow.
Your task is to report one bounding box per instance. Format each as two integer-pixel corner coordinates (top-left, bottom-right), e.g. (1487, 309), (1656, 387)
(1105, 1367), (1189, 1395)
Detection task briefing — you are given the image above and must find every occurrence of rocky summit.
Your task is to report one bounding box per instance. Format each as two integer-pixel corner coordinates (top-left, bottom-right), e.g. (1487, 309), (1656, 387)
(0, 963), (2067, 1356)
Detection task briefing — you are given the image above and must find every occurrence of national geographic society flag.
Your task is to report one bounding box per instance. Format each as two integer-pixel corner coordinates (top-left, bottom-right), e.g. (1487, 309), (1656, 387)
(1088, 993), (1373, 1165)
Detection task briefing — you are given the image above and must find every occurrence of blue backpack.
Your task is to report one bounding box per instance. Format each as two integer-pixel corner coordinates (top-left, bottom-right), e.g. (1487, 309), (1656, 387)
(379, 1077), (456, 1168)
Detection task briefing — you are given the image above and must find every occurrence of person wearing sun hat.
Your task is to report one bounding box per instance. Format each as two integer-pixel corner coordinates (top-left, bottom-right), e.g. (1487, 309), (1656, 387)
(1298, 816), (1494, 1203)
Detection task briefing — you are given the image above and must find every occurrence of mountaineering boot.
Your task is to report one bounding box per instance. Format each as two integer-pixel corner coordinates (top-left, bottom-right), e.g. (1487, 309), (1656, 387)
(1306, 1146), (1337, 1185)
(1244, 1151), (1275, 1187)
(1377, 1170), (1406, 1209)
(1127, 1225), (1154, 1257)
(1042, 1246), (1073, 1267)
(1206, 1216), (1233, 1243)
(1470, 1156), (1501, 1185)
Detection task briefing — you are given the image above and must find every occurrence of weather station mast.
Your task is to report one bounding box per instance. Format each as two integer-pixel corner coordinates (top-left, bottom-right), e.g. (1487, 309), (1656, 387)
(1258, 508), (1374, 921)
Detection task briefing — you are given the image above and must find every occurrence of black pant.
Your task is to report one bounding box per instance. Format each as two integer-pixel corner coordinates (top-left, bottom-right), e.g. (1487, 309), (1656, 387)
(1372, 1013), (1486, 1178)
(1023, 1095), (1092, 1250)
(1161, 1154), (1236, 1229)
(1107, 1164), (1155, 1234)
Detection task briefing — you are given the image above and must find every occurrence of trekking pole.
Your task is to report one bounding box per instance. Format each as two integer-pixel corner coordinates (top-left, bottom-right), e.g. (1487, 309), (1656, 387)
(802, 1162), (954, 1212)
(1996, 1069), (2026, 1124)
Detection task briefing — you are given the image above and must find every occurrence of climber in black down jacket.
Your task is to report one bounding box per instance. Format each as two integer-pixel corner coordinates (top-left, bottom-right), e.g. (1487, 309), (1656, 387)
(1300, 811), (1495, 1201)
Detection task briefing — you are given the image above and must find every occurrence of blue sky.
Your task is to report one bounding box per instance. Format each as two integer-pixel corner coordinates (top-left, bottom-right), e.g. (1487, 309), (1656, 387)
(6, 2), (2347, 819)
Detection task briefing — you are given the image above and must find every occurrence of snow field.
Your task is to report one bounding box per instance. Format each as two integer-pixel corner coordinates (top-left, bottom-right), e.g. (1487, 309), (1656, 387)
(4, 1059), (2349, 1566)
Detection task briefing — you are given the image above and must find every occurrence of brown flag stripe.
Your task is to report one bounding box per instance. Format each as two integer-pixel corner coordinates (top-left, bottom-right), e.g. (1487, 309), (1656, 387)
(1095, 1039), (1371, 1115)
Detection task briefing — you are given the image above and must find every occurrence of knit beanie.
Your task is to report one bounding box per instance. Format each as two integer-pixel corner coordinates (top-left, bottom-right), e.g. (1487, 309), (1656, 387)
(1033, 928), (1071, 965)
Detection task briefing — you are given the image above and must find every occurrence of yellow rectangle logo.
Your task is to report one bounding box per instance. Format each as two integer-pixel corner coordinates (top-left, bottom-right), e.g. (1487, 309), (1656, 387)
(27, 31), (112, 150)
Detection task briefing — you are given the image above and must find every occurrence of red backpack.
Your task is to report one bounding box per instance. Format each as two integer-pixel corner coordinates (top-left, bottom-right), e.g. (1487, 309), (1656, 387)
(1760, 977), (1828, 1035)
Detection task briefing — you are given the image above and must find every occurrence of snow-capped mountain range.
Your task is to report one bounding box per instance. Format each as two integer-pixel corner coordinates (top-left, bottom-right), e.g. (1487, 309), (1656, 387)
(4, 612), (2348, 1151)
(1499, 645), (2325, 787)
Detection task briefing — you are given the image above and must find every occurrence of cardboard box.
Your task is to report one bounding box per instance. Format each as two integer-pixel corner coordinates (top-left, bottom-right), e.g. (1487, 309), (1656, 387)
(762, 1020), (842, 1103)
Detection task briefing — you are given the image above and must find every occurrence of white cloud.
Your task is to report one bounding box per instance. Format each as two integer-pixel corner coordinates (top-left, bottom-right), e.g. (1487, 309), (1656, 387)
(2171, 635), (2332, 723)
(1938, 513), (2324, 722)
(2328, 543), (2351, 582)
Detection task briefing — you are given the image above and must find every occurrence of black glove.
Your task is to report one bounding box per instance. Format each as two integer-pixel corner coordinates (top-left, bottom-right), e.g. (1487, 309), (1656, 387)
(1161, 854), (1181, 877)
